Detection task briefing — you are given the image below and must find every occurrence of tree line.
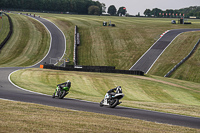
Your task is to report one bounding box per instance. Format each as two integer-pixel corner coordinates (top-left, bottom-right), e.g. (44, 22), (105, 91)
(0, 0), (103, 15)
(106, 5), (127, 16)
(144, 6), (200, 18)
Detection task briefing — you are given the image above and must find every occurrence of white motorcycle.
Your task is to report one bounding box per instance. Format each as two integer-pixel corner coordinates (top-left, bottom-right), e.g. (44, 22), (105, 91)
(100, 87), (124, 108)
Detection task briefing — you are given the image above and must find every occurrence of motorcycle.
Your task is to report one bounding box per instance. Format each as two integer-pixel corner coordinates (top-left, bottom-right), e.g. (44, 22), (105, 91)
(52, 85), (69, 99)
(100, 90), (124, 108)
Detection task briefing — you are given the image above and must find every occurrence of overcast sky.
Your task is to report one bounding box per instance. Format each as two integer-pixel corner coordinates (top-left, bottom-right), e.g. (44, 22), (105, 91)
(97, 0), (200, 15)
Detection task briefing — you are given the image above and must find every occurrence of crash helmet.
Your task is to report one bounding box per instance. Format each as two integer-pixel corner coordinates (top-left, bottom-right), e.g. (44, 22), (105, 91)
(66, 80), (71, 88)
(116, 86), (122, 93)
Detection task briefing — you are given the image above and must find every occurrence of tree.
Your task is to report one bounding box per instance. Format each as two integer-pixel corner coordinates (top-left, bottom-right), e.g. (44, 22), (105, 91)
(107, 5), (116, 15)
(94, 1), (103, 15)
(88, 5), (100, 15)
(0, 0), (117, 15)
(144, 9), (151, 17)
(117, 7), (127, 16)
(152, 8), (162, 17)
(76, 0), (88, 14)
(137, 12), (140, 17)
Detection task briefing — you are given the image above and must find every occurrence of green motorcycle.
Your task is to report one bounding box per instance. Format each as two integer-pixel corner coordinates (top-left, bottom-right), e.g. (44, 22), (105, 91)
(52, 85), (70, 99)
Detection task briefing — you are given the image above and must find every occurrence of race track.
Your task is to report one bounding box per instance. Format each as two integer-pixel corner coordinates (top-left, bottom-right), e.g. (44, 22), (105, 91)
(0, 14), (200, 129)
(129, 29), (200, 73)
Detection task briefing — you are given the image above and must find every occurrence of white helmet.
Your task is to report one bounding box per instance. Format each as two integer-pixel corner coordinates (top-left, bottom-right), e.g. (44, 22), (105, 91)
(116, 86), (122, 93)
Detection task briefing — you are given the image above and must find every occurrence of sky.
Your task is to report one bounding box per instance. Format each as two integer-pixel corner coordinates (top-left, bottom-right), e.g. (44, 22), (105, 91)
(97, 0), (200, 15)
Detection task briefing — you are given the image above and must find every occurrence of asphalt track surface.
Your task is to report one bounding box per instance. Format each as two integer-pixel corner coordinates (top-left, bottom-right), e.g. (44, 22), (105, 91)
(0, 15), (200, 129)
(129, 29), (200, 74)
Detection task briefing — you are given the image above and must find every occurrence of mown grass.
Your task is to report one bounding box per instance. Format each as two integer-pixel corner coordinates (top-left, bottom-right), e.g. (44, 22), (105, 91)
(11, 68), (200, 118)
(1, 99), (199, 133)
(148, 31), (200, 82)
(34, 13), (200, 70)
(0, 14), (10, 45)
(0, 13), (50, 67)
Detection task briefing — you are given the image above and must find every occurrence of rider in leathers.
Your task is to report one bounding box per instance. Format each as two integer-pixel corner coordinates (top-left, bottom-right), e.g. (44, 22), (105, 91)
(107, 86), (122, 99)
(56, 80), (71, 96)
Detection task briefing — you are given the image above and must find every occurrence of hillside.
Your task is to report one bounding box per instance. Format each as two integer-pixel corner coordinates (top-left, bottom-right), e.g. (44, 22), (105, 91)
(1, 12), (200, 82)
(35, 13), (200, 82)
(36, 13), (200, 70)
(0, 13), (50, 67)
(149, 31), (200, 82)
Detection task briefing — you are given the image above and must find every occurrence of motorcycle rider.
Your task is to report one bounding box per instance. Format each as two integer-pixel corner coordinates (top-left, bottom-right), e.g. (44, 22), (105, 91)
(56, 80), (71, 96)
(107, 86), (122, 94)
(105, 86), (122, 101)
(100, 86), (124, 107)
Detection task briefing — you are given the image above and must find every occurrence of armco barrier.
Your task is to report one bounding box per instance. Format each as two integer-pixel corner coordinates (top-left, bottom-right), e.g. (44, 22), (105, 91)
(73, 25), (81, 66)
(165, 39), (200, 77)
(0, 13), (13, 50)
(43, 64), (144, 76)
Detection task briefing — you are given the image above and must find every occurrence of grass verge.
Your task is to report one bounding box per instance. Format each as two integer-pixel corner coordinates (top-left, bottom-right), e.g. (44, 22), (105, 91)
(0, 99), (199, 133)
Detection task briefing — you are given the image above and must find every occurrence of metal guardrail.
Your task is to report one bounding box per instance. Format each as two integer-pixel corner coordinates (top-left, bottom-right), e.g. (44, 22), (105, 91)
(43, 64), (144, 76)
(73, 25), (80, 66)
(73, 26), (77, 66)
(165, 39), (200, 77)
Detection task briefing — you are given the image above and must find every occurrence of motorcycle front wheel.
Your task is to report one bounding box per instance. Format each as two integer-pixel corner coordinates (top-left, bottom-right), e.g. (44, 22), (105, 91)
(52, 93), (55, 98)
(100, 99), (104, 107)
(109, 99), (119, 108)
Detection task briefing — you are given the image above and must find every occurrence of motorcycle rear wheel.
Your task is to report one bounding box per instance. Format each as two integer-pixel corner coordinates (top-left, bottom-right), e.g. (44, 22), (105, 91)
(58, 90), (66, 99)
(109, 99), (119, 108)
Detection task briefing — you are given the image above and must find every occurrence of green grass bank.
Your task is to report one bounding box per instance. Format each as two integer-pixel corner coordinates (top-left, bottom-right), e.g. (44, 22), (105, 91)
(6, 12), (200, 82)
(148, 31), (200, 82)
(33, 13), (200, 82)
(0, 14), (10, 45)
(11, 68), (200, 118)
(0, 13), (50, 67)
(35, 13), (200, 70)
